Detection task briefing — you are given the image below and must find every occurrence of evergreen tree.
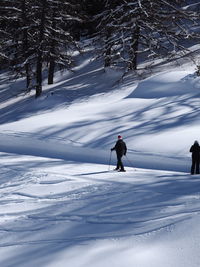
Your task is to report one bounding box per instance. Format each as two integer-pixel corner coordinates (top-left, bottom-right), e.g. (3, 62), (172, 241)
(81, 0), (106, 36)
(29, 0), (82, 97)
(45, 0), (81, 85)
(0, 0), (82, 97)
(0, 0), (34, 88)
(95, 0), (198, 70)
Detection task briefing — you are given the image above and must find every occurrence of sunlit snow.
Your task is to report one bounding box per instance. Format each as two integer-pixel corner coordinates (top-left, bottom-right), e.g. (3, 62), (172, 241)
(0, 46), (200, 266)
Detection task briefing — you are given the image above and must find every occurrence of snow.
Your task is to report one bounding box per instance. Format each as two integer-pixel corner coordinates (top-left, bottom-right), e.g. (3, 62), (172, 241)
(128, 71), (200, 98)
(1, 47), (200, 266)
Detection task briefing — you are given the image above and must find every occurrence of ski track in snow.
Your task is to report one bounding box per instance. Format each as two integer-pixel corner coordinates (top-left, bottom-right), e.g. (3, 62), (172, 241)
(0, 152), (200, 266)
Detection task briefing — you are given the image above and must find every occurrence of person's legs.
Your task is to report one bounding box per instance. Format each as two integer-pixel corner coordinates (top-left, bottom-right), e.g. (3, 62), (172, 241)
(115, 155), (120, 170)
(117, 154), (125, 171)
(196, 158), (200, 174)
(191, 158), (195, 174)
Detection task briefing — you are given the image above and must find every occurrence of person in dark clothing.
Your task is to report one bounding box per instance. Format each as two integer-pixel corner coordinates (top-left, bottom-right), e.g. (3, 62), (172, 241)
(190, 140), (200, 175)
(111, 135), (127, 172)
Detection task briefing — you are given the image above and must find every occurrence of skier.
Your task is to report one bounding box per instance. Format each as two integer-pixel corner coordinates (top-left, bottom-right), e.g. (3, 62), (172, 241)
(190, 140), (200, 175)
(111, 135), (127, 172)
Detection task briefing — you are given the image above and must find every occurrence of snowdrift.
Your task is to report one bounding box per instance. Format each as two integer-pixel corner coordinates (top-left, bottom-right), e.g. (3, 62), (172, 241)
(127, 71), (200, 99)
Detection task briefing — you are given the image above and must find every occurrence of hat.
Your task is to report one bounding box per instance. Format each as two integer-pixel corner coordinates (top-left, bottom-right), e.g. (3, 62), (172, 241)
(118, 135), (122, 139)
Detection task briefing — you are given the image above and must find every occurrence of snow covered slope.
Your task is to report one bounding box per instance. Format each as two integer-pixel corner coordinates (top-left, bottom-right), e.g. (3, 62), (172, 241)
(0, 48), (200, 266)
(0, 153), (200, 267)
(1, 58), (200, 172)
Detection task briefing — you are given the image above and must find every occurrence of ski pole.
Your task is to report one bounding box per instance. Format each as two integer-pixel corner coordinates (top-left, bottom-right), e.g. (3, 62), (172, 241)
(108, 151), (112, 171)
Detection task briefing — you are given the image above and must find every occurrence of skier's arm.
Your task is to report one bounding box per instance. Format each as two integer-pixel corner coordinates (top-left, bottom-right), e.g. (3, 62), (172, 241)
(111, 146), (116, 151)
(111, 141), (117, 151)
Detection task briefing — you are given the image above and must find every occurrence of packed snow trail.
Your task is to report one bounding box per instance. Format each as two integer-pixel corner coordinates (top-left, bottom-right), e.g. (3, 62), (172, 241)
(0, 68), (199, 176)
(0, 131), (190, 173)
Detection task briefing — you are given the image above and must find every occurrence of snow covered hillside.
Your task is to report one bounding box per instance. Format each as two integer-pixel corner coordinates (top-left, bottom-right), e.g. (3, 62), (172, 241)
(0, 47), (200, 266)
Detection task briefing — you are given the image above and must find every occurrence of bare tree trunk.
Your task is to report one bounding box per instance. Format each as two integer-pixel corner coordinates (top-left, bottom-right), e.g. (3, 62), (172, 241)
(25, 63), (31, 89)
(22, 0), (31, 89)
(36, 51), (42, 97)
(35, 0), (47, 97)
(104, 46), (111, 67)
(48, 10), (56, 85)
(48, 60), (55, 84)
(129, 25), (140, 70)
(104, 30), (112, 67)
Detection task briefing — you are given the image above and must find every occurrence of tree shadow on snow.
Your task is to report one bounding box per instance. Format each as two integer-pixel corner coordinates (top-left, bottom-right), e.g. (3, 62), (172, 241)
(0, 54), (122, 125)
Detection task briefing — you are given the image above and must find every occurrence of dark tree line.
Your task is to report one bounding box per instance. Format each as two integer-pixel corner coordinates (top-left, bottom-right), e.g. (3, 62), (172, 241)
(94, 0), (199, 70)
(0, 0), (199, 97)
(0, 0), (82, 97)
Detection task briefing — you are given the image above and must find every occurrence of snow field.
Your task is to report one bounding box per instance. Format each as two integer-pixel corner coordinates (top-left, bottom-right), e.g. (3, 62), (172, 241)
(0, 152), (200, 266)
(1, 48), (200, 266)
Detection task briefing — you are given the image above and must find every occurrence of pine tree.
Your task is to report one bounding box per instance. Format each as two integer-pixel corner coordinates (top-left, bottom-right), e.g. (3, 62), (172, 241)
(95, 0), (198, 70)
(31, 0), (82, 97)
(0, 0), (34, 88)
(81, 0), (106, 36)
(0, 0), (82, 98)
(45, 0), (82, 85)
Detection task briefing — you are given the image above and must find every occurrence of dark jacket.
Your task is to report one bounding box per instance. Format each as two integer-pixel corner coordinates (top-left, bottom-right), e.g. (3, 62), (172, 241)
(190, 143), (200, 159)
(112, 139), (127, 156)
